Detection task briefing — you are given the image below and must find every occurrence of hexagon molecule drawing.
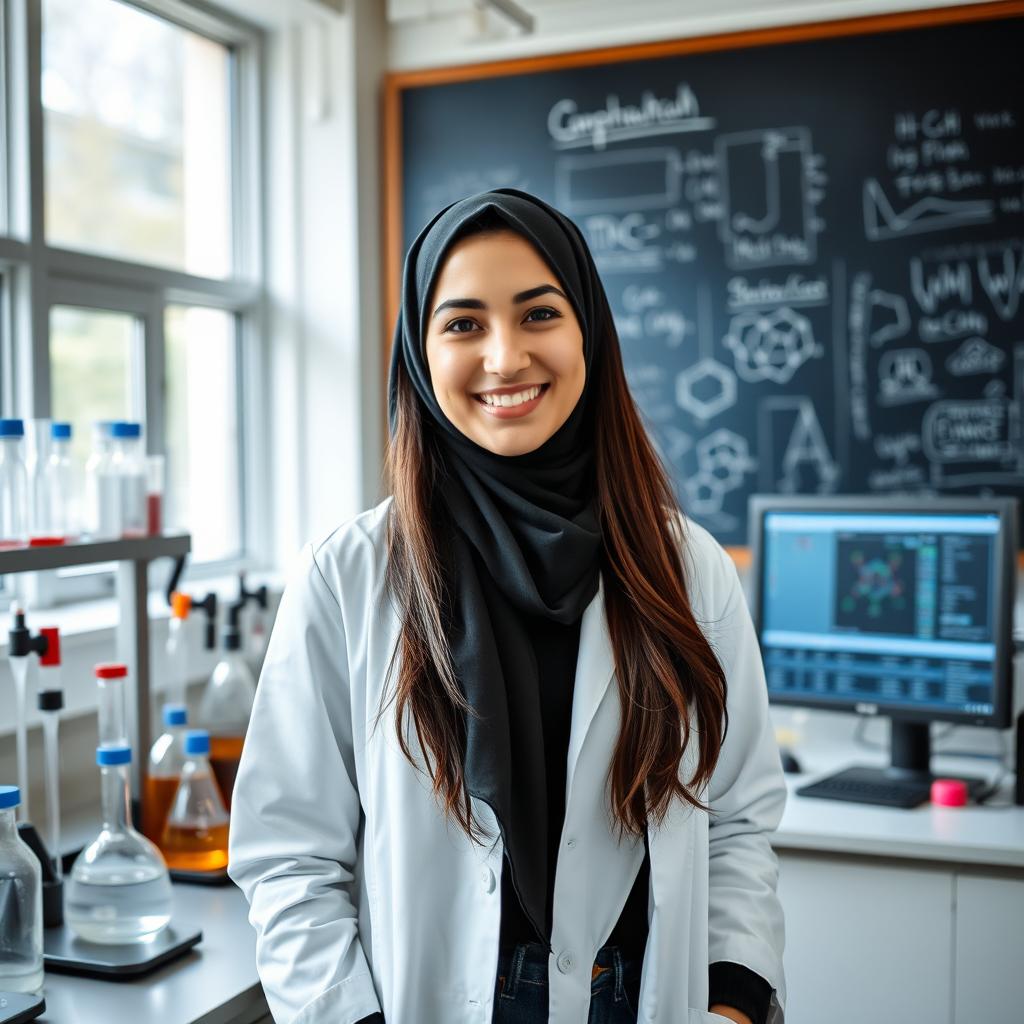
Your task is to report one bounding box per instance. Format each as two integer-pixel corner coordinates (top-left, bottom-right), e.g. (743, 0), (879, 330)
(675, 358), (738, 422)
(724, 306), (822, 384)
(683, 429), (757, 516)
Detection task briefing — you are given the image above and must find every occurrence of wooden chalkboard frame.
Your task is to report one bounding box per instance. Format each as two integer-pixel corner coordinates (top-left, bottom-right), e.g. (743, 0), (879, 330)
(382, 0), (1024, 566)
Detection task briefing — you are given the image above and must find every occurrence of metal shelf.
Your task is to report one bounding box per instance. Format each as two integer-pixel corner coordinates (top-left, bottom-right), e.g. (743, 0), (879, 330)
(0, 533), (190, 573)
(1, 532), (192, 801)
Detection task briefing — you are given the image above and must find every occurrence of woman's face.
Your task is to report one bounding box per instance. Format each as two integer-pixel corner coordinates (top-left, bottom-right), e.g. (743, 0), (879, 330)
(424, 229), (585, 457)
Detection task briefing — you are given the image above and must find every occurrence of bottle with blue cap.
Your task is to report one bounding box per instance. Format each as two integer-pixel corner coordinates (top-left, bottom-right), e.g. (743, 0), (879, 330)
(142, 703), (190, 844)
(65, 746), (172, 944)
(0, 785), (43, 993)
(0, 418), (29, 547)
(110, 421), (146, 538)
(161, 730), (230, 873)
(41, 421), (78, 539)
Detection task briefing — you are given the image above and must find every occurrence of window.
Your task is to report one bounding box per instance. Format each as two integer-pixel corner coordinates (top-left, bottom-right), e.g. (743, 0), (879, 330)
(0, 0), (264, 603)
(50, 305), (142, 466)
(42, 0), (232, 276)
(165, 305), (241, 562)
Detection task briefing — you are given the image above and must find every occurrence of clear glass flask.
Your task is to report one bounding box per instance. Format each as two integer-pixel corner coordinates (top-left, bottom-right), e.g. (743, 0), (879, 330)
(160, 730), (230, 873)
(198, 614), (256, 809)
(65, 746), (172, 944)
(0, 786), (44, 994)
(143, 704), (189, 846)
(0, 418), (29, 548)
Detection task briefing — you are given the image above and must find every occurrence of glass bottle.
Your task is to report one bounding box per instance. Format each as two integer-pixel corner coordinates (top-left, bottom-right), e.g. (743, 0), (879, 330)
(65, 746), (172, 944)
(143, 704), (189, 846)
(43, 421), (78, 540)
(160, 730), (230, 873)
(197, 610), (256, 808)
(0, 418), (29, 548)
(84, 420), (117, 539)
(0, 786), (44, 994)
(95, 662), (129, 748)
(110, 422), (146, 538)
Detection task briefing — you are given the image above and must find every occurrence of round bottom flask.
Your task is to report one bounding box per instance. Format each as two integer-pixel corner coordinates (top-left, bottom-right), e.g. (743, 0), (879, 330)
(66, 745), (172, 944)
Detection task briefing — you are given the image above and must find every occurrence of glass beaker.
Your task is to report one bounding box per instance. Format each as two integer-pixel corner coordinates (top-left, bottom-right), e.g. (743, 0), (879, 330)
(160, 730), (230, 872)
(143, 704), (189, 846)
(65, 746), (172, 944)
(0, 786), (44, 994)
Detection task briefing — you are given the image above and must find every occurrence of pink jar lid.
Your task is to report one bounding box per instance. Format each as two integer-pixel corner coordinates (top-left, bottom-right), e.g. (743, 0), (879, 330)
(931, 779), (968, 807)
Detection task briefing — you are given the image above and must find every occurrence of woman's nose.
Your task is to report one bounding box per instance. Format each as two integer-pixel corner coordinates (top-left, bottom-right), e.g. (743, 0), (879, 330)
(482, 325), (531, 378)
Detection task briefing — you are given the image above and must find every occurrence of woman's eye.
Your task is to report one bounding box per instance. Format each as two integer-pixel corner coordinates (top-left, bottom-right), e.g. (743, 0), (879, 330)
(445, 317), (479, 334)
(525, 306), (560, 323)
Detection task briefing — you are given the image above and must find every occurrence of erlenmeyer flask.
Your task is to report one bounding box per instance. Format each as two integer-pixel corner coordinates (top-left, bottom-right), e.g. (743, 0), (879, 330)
(160, 730), (230, 873)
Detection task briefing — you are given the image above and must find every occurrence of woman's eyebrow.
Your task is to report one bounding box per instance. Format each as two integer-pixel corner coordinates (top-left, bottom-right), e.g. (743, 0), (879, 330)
(431, 283), (567, 320)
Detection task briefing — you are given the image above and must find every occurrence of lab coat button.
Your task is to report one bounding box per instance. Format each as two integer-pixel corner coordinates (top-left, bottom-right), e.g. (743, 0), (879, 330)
(566, 838), (576, 849)
(556, 951), (574, 974)
(481, 866), (496, 893)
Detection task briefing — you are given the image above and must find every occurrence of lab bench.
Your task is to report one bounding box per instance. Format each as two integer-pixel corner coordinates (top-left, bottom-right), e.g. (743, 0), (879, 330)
(773, 742), (1024, 1024)
(37, 882), (268, 1024)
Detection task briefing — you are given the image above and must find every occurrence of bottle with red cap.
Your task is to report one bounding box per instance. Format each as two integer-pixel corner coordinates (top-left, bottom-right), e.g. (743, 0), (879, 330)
(94, 662), (129, 748)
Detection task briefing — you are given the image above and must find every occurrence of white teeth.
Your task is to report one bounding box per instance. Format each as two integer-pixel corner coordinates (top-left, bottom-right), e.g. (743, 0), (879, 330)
(480, 385), (541, 407)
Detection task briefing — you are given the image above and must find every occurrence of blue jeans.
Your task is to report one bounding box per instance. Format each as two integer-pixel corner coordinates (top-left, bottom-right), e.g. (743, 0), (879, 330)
(492, 942), (641, 1022)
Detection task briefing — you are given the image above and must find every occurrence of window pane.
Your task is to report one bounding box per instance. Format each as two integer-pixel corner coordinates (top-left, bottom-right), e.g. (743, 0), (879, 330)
(165, 306), (240, 562)
(50, 305), (140, 468)
(42, 0), (232, 276)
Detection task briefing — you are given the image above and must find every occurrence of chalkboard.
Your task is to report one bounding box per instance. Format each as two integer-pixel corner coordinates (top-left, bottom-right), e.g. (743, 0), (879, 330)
(386, 4), (1024, 546)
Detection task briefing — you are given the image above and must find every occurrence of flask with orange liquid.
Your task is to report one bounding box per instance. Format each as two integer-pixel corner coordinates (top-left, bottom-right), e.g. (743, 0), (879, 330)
(160, 730), (229, 872)
(143, 703), (189, 844)
(196, 602), (256, 808)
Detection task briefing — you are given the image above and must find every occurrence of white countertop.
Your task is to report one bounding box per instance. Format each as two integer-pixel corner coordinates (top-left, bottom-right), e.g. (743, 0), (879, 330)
(772, 742), (1024, 870)
(38, 883), (265, 1024)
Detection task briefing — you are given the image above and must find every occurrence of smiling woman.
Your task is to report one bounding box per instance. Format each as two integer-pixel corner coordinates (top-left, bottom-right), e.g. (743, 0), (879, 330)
(424, 227), (586, 456)
(229, 189), (786, 1024)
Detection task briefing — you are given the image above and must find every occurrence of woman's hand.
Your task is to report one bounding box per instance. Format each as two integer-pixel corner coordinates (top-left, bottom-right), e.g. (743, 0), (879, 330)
(709, 1005), (753, 1024)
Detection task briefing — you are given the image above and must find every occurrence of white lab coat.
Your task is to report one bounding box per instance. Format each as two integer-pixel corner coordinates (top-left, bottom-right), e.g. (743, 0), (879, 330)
(228, 497), (787, 1024)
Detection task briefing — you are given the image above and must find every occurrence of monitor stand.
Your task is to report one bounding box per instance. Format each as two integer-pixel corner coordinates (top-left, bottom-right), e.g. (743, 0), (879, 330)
(798, 720), (989, 808)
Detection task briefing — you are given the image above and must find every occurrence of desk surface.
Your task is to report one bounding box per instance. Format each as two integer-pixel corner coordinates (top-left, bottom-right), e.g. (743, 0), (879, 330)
(38, 883), (265, 1024)
(773, 745), (1024, 870)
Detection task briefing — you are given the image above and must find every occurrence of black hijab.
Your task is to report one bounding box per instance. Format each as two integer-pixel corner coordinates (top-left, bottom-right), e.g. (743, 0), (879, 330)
(387, 189), (611, 947)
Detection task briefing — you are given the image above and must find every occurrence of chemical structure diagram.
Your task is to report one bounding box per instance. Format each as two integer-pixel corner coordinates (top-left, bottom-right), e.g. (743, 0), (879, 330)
(682, 428), (757, 516)
(675, 357), (738, 422)
(723, 306), (822, 384)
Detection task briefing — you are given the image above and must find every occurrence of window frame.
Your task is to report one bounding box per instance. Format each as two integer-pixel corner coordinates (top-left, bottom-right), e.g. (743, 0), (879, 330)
(0, 0), (269, 605)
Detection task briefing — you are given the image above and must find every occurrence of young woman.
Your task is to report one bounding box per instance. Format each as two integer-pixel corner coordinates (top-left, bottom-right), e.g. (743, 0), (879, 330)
(228, 189), (787, 1024)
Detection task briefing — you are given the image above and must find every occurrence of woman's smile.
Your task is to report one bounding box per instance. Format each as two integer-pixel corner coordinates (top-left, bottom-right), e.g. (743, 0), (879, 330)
(473, 382), (550, 418)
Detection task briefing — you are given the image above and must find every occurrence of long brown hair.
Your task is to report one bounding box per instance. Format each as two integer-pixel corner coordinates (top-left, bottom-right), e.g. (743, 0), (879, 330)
(382, 232), (728, 845)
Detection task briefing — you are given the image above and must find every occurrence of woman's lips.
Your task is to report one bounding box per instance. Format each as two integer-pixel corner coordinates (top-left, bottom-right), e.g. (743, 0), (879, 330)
(474, 383), (549, 419)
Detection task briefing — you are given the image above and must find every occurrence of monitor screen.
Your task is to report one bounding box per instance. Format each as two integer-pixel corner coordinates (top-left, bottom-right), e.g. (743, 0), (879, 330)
(753, 503), (1015, 725)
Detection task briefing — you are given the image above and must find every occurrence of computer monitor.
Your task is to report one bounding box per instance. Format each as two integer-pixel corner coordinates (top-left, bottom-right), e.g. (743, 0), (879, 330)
(748, 495), (1018, 799)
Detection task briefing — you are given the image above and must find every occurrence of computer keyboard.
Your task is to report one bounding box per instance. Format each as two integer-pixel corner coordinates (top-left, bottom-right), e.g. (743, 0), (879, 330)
(796, 767), (933, 808)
